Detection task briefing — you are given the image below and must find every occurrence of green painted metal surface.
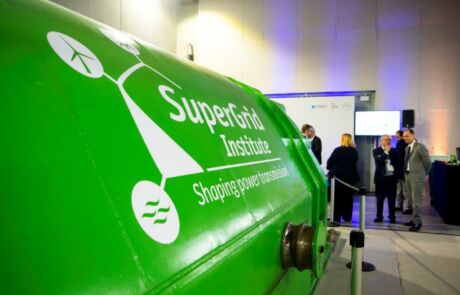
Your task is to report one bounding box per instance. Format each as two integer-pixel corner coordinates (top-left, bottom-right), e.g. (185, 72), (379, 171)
(0, 1), (328, 294)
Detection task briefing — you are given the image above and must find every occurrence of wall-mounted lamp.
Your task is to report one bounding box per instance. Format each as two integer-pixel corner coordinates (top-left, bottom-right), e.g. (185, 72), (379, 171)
(187, 43), (194, 61)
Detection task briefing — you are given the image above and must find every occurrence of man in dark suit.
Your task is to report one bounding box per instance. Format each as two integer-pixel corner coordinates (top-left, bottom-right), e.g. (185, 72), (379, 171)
(301, 124), (322, 164)
(394, 130), (408, 212)
(373, 134), (398, 223)
(402, 129), (431, 232)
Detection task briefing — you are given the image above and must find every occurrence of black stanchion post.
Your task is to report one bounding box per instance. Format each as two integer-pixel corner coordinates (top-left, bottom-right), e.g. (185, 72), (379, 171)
(327, 173), (340, 227)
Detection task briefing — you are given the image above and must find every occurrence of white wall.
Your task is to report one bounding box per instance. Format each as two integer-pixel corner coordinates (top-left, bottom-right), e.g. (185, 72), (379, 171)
(49, 0), (460, 156)
(272, 96), (355, 171)
(176, 0), (460, 156)
(51, 0), (177, 53)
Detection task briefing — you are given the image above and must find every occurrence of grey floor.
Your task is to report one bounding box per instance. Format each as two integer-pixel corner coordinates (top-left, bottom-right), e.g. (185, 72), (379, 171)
(339, 193), (460, 236)
(315, 194), (460, 295)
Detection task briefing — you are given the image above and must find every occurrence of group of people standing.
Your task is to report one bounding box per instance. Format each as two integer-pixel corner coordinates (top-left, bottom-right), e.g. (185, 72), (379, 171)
(374, 129), (431, 231)
(302, 124), (358, 224)
(301, 125), (431, 232)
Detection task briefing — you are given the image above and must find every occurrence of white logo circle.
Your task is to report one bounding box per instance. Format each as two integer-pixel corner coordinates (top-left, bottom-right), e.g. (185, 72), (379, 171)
(100, 27), (140, 56)
(131, 180), (180, 244)
(47, 32), (103, 78)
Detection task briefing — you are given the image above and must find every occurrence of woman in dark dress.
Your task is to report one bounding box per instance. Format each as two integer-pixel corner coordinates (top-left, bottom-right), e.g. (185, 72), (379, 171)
(327, 133), (360, 223)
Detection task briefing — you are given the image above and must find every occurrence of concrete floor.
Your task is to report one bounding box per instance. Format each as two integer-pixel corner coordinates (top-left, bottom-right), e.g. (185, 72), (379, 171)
(315, 227), (460, 295)
(346, 194), (460, 236)
(316, 193), (460, 295)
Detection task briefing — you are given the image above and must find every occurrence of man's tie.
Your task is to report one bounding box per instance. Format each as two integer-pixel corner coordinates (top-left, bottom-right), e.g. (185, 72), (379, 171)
(404, 146), (411, 172)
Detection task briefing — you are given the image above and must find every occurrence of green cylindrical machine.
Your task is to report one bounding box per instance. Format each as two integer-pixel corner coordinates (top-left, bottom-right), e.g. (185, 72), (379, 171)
(0, 1), (329, 294)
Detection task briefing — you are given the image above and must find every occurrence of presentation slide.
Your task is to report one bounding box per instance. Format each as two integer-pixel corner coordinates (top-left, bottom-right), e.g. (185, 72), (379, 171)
(355, 111), (400, 136)
(271, 96), (355, 171)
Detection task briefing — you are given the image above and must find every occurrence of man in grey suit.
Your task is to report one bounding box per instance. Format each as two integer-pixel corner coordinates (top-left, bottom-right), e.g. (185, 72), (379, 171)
(402, 129), (431, 231)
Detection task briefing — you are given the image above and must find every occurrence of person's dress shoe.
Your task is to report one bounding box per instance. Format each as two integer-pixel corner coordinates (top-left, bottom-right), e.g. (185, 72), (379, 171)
(395, 207), (403, 212)
(403, 209), (413, 215)
(409, 223), (422, 232)
(389, 219), (397, 224)
(374, 218), (383, 223)
(404, 221), (414, 226)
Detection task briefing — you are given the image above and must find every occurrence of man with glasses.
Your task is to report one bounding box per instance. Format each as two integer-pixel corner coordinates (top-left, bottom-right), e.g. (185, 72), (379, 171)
(373, 134), (398, 223)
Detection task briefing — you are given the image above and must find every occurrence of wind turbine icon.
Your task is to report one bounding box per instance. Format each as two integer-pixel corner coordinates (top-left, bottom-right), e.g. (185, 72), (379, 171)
(47, 32), (103, 78)
(47, 29), (203, 244)
(60, 36), (95, 74)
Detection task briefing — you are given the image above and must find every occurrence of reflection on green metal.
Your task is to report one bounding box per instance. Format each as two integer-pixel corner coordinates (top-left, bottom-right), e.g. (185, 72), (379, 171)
(0, 1), (328, 294)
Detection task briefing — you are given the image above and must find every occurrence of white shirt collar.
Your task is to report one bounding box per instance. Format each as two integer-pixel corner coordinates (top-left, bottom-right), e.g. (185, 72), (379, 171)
(408, 140), (416, 149)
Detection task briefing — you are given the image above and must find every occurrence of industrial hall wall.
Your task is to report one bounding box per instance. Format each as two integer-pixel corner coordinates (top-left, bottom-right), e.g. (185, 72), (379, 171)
(177, 0), (460, 157)
(52, 0), (460, 161)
